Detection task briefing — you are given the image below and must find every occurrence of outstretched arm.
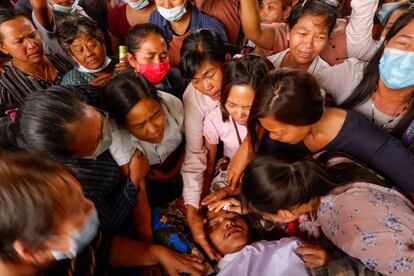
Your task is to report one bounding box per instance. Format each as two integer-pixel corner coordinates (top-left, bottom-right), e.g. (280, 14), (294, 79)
(30, 0), (54, 30)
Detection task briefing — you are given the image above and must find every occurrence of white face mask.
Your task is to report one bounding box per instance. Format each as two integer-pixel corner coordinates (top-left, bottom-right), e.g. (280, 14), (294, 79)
(157, 2), (187, 22)
(125, 0), (150, 10)
(77, 56), (112, 74)
(51, 208), (100, 260)
(85, 117), (113, 159)
(48, 0), (80, 14)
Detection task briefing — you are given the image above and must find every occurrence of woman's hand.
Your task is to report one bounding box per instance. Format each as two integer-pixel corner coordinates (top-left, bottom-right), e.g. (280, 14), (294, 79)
(89, 72), (115, 85)
(207, 198), (243, 214)
(115, 61), (131, 72)
(227, 138), (252, 189)
(186, 205), (222, 261)
(201, 187), (230, 206)
(156, 246), (204, 276)
(296, 243), (329, 268)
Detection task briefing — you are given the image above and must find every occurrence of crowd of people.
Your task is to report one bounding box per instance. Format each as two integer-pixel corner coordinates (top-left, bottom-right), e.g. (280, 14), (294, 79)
(0, 0), (413, 275)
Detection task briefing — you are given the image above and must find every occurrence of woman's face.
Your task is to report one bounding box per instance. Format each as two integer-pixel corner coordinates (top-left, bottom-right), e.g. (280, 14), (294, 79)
(206, 210), (251, 255)
(69, 32), (106, 70)
(259, 116), (311, 144)
(384, 17), (414, 52)
(154, 0), (185, 8)
(288, 14), (329, 66)
(191, 62), (223, 101)
(224, 84), (255, 126)
(128, 33), (169, 69)
(0, 16), (44, 64)
(15, 172), (95, 265)
(68, 105), (106, 158)
(260, 0), (290, 24)
(126, 99), (166, 144)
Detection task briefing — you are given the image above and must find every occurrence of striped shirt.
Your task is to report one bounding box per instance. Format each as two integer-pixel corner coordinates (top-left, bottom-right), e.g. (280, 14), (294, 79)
(0, 54), (73, 116)
(62, 150), (138, 233)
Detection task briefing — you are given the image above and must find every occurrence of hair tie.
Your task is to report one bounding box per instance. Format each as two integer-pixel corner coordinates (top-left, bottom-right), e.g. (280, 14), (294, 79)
(5, 108), (18, 123)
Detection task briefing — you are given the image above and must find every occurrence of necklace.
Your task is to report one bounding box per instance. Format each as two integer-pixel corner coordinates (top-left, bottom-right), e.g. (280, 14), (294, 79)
(371, 93), (412, 128)
(12, 56), (58, 81)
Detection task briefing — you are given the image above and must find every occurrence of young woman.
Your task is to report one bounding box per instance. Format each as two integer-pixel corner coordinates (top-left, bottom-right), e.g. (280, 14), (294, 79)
(126, 23), (186, 98)
(30, 0), (89, 57)
(149, 0), (228, 67)
(0, 9), (72, 117)
(0, 152), (204, 276)
(316, 9), (414, 136)
(179, 29), (231, 261)
(58, 16), (128, 85)
(103, 74), (185, 207)
(201, 55), (273, 202)
(239, 154), (414, 275)
(248, 68), (414, 200)
(0, 87), (147, 233)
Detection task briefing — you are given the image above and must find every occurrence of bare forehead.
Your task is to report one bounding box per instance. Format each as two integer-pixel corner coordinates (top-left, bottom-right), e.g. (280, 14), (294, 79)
(0, 16), (34, 34)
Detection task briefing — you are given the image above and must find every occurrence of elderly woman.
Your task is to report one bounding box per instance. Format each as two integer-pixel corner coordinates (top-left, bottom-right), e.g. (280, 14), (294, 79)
(58, 16), (128, 85)
(0, 8), (72, 117)
(29, 0), (89, 57)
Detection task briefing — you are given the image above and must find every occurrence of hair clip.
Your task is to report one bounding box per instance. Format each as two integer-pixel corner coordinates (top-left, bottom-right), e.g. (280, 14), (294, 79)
(5, 108), (18, 123)
(301, 0), (309, 8)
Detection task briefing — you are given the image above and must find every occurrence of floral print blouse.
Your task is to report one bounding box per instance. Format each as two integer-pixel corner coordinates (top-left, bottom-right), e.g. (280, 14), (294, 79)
(317, 182), (414, 275)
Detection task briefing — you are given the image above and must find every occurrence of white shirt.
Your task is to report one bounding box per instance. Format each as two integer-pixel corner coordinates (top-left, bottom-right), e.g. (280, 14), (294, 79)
(216, 238), (309, 276)
(110, 91), (184, 166)
(267, 48), (330, 75)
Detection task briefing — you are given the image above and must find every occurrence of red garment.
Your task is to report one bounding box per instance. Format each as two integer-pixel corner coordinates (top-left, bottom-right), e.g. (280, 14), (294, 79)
(108, 3), (131, 40)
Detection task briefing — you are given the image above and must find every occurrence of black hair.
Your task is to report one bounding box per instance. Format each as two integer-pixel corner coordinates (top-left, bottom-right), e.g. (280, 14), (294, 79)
(0, 87), (86, 157)
(0, 151), (79, 261)
(57, 15), (105, 56)
(248, 68), (324, 150)
(126, 23), (168, 54)
(179, 29), (227, 80)
(240, 152), (388, 214)
(103, 73), (163, 126)
(221, 54), (274, 121)
(341, 9), (414, 138)
(289, 0), (338, 36)
(0, 8), (27, 43)
(381, 2), (412, 26)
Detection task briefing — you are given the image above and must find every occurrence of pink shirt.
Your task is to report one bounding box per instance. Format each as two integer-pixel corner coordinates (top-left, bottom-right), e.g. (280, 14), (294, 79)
(203, 105), (247, 158)
(181, 84), (218, 208)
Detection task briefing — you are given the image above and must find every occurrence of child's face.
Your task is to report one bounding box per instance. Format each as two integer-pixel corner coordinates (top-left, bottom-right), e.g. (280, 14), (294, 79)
(259, 0), (289, 24)
(206, 210), (251, 255)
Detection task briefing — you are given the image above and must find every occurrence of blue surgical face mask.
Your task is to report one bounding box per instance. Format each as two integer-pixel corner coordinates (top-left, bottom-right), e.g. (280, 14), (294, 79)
(157, 2), (187, 22)
(51, 208), (100, 261)
(125, 0), (149, 10)
(77, 56), (112, 74)
(48, 0), (80, 14)
(377, 2), (404, 24)
(379, 48), (414, 90)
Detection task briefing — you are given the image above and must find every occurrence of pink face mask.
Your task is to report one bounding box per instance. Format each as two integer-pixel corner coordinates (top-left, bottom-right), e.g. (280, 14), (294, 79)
(138, 61), (170, 84)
